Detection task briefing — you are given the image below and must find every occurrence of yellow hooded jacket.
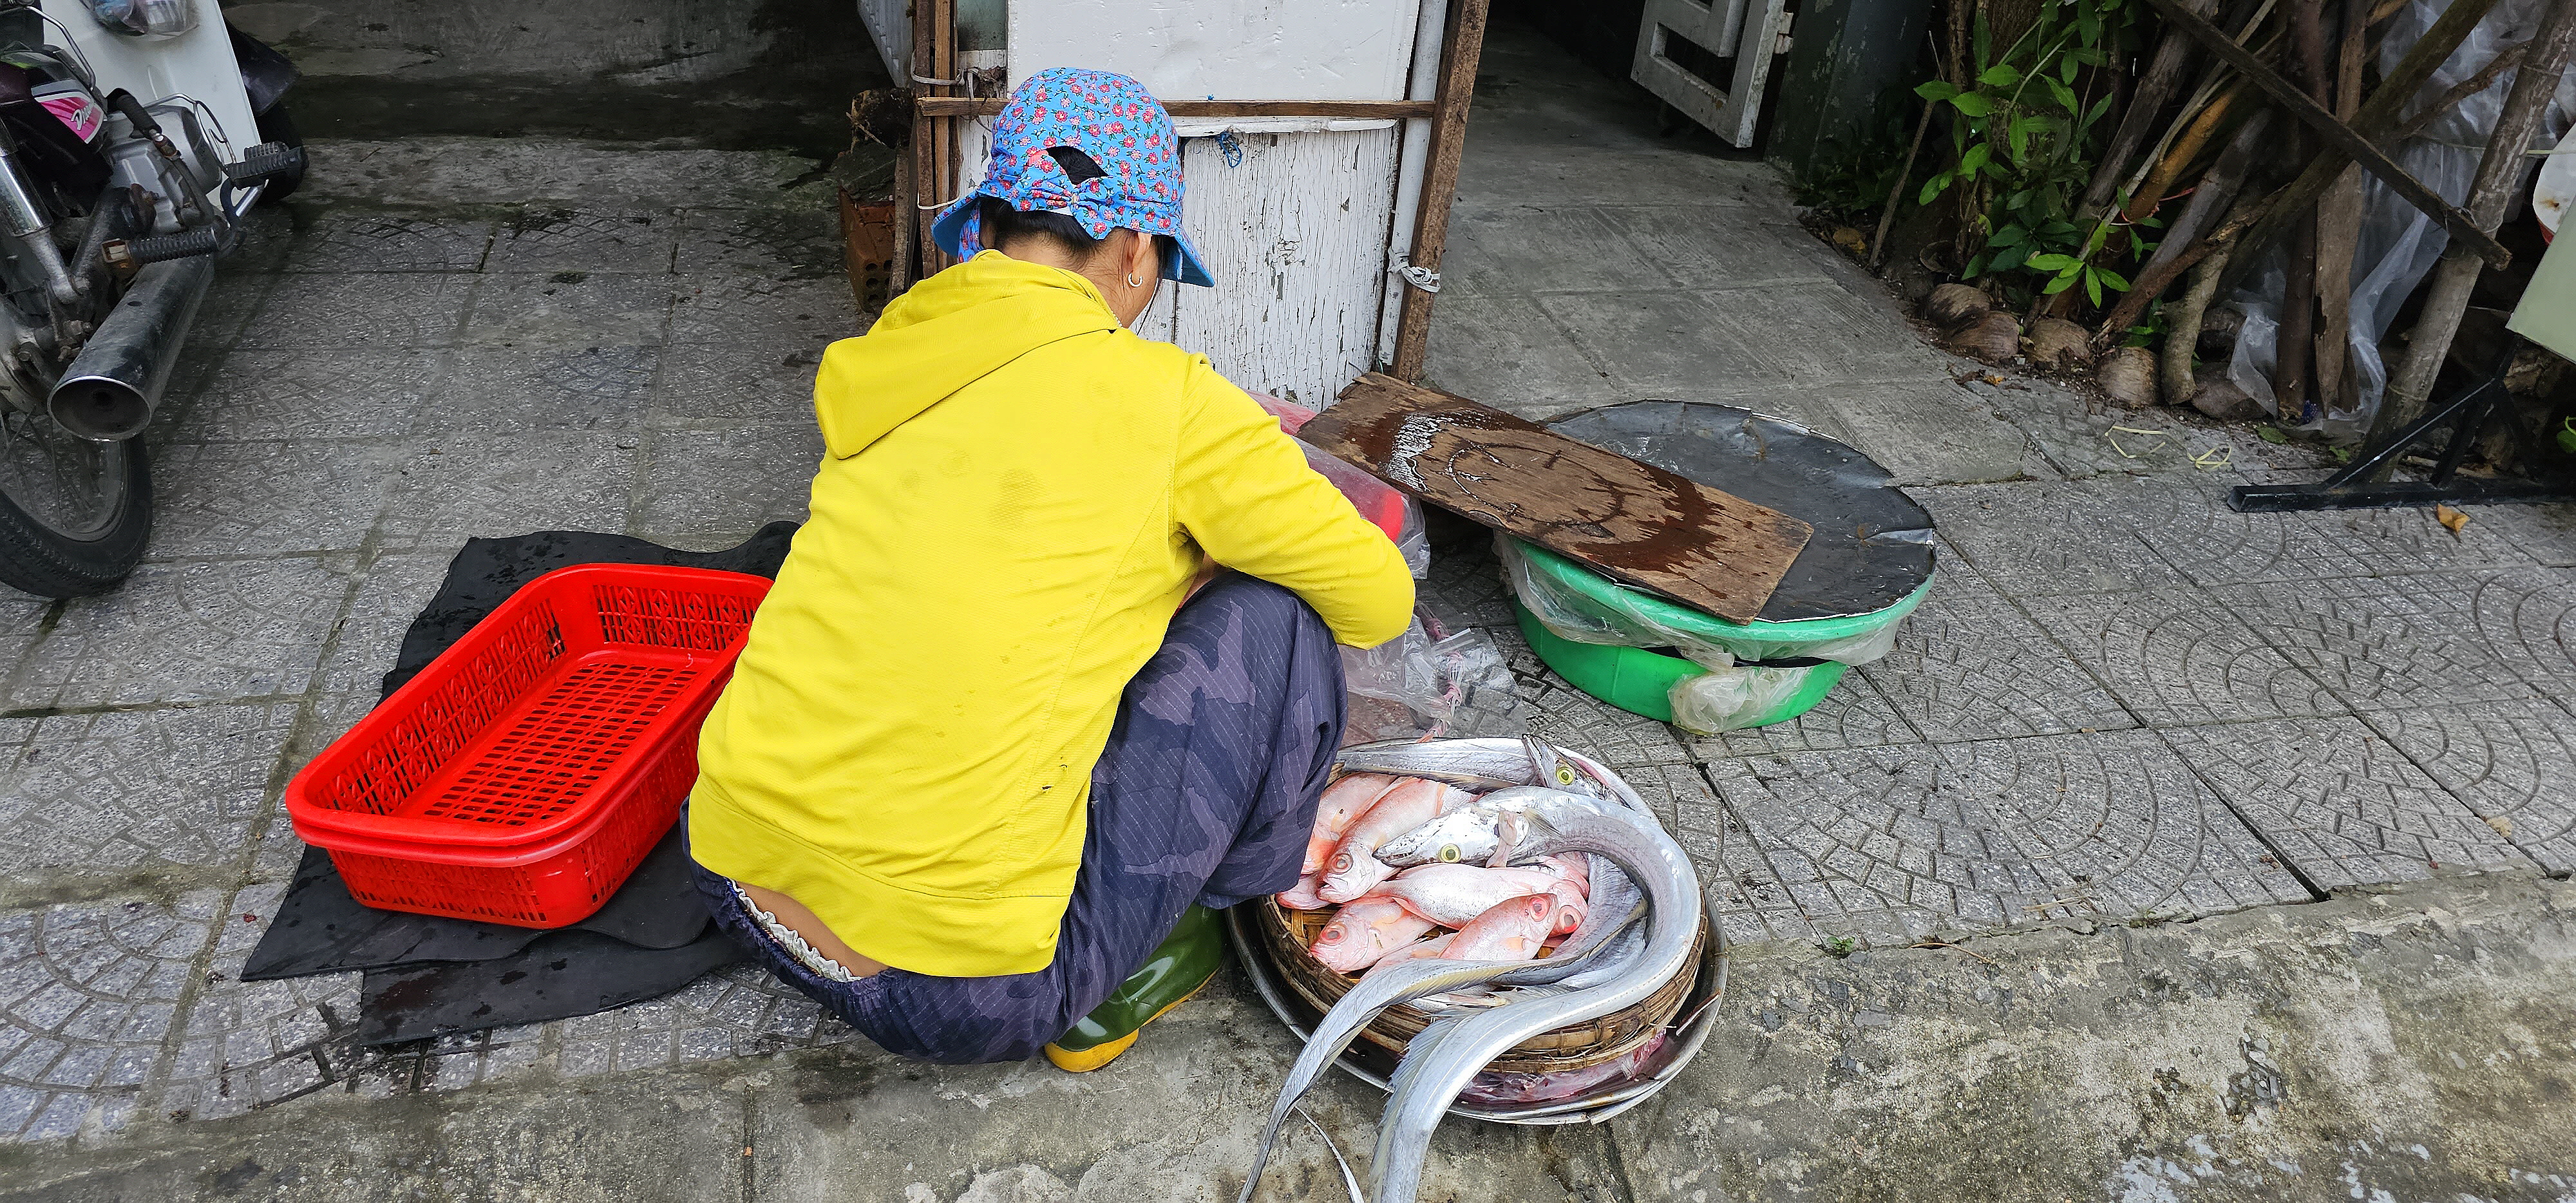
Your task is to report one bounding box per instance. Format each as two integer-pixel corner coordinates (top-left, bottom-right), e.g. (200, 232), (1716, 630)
(688, 252), (1416, 977)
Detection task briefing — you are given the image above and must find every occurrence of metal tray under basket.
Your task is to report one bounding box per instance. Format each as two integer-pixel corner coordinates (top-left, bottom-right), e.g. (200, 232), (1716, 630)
(1234, 738), (1727, 1124)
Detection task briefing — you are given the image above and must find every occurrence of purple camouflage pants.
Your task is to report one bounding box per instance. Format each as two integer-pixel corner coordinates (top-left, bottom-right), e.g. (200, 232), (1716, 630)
(686, 574), (1347, 1063)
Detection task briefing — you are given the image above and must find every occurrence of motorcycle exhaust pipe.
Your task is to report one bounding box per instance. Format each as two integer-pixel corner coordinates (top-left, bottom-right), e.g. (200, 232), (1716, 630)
(46, 254), (212, 442)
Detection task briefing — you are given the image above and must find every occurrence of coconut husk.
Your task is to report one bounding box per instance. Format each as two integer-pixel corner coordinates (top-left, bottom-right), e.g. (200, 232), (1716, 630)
(2189, 366), (2261, 421)
(2023, 317), (2094, 371)
(1924, 282), (1991, 330)
(1943, 312), (2021, 365)
(2098, 346), (2159, 408)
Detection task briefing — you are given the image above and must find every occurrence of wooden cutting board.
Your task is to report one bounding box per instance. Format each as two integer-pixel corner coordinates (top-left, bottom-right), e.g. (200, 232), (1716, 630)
(1303, 374), (1812, 623)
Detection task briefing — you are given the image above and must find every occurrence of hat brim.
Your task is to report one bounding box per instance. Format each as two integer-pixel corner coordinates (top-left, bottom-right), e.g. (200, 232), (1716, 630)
(931, 194), (1217, 289)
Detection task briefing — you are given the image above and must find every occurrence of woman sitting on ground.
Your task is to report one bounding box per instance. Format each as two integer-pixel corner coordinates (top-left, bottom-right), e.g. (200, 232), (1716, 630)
(682, 68), (1414, 1069)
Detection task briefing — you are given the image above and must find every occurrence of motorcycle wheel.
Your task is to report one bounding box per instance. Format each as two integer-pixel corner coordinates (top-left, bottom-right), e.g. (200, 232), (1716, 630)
(0, 411), (151, 598)
(254, 102), (305, 203)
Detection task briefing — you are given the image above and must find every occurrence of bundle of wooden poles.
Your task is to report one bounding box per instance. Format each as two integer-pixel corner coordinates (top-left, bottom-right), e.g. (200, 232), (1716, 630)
(1894, 0), (2576, 439)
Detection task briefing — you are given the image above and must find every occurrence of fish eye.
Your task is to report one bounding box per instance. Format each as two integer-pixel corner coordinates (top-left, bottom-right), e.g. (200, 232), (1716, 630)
(1555, 765), (1576, 784)
(1438, 845), (1461, 862)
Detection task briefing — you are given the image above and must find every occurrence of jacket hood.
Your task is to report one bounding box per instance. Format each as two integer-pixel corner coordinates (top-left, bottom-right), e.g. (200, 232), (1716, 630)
(811, 251), (1122, 459)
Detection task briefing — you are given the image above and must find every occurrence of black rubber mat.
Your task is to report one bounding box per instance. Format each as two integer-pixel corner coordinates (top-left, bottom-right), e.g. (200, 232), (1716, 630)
(1549, 402), (1937, 622)
(240, 524), (799, 1037)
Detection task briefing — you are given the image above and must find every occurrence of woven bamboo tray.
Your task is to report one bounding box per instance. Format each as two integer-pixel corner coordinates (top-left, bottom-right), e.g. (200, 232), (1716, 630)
(1253, 895), (1705, 1075)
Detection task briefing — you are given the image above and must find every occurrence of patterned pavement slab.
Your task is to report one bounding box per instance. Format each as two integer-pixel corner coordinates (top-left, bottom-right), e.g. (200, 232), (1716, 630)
(1703, 731), (2309, 946)
(2360, 701), (2576, 875)
(1855, 564), (2136, 743)
(0, 893), (218, 1142)
(2160, 717), (2536, 890)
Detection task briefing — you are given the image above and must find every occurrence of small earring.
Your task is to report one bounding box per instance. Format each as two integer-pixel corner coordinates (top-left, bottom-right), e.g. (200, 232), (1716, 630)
(1126, 272), (1144, 288)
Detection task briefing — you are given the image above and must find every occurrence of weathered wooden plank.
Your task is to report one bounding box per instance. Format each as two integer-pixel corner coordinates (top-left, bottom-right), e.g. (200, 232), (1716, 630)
(1390, 0), (1492, 381)
(1305, 374), (1813, 623)
(916, 97), (1436, 118)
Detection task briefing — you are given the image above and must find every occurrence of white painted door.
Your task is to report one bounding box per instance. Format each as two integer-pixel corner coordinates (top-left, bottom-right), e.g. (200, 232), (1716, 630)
(1632, 0), (1792, 148)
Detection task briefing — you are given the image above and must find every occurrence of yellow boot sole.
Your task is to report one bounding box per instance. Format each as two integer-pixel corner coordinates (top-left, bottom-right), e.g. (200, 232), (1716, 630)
(1042, 976), (1212, 1073)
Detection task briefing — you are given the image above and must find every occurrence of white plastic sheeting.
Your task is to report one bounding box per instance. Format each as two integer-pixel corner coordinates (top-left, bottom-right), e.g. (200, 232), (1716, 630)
(2227, 0), (2576, 437)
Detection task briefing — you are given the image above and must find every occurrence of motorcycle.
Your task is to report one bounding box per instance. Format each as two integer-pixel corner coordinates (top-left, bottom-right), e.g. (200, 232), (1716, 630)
(0, 0), (299, 598)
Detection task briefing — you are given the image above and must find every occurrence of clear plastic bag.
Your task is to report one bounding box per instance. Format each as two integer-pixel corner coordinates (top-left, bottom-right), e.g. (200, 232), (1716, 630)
(1341, 617), (1524, 742)
(88, 0), (196, 35)
(1249, 390), (1429, 578)
(1665, 656), (1828, 735)
(1495, 535), (1907, 668)
(2227, 0), (2576, 433)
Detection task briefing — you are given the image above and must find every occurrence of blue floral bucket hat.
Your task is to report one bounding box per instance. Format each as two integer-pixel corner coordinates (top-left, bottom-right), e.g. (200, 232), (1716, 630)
(931, 68), (1215, 288)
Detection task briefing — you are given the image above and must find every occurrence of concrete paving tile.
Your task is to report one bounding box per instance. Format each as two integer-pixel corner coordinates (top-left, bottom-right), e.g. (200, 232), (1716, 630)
(2461, 565), (2576, 696)
(1419, 292), (1629, 418)
(1909, 479), (2189, 596)
(1416, 533), (1515, 634)
(166, 348), (448, 441)
(748, 983), (1612, 1203)
(1517, 670), (1697, 775)
(412, 343), (658, 433)
(8, 558), (350, 709)
(1454, 139), (1785, 207)
(277, 211), (495, 274)
(486, 209), (679, 274)
(191, 269), (275, 346)
(666, 274), (859, 346)
(460, 272), (670, 347)
(0, 702), (295, 892)
(1960, 730), (2315, 916)
(2218, 575), (2544, 712)
(2024, 587), (2345, 726)
(224, 207), (295, 274)
(146, 440), (397, 557)
(554, 965), (853, 1076)
(2362, 700), (2576, 875)
(1536, 289), (1781, 394)
(1722, 281), (1956, 386)
(1857, 567), (2135, 742)
(1441, 201), (1674, 298)
(314, 552), (450, 703)
(1999, 383), (2252, 479)
(1593, 208), (1839, 292)
(1672, 790), (1824, 945)
(1815, 381), (2037, 486)
(2141, 484), (2539, 587)
(650, 339), (828, 427)
(234, 273), (475, 350)
(632, 423), (820, 540)
(1697, 743), (2063, 945)
(375, 429), (638, 551)
(672, 205), (846, 276)
(153, 885), (372, 1122)
(2468, 501), (2576, 567)
(0, 892), (217, 1143)
(1687, 671), (1920, 757)
(2161, 717), (2535, 889)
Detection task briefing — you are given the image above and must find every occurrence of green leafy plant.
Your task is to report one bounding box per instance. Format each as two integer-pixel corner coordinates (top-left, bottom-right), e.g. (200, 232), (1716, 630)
(1911, 0), (2149, 310)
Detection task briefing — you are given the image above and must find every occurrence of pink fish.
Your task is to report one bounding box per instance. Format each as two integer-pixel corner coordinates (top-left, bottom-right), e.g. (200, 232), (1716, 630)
(1379, 862), (1587, 928)
(1536, 855), (1591, 934)
(1309, 896), (1436, 973)
(1443, 895), (1558, 962)
(1304, 773), (1402, 876)
(1362, 932), (1455, 978)
(1276, 869), (1328, 911)
(1318, 779), (1473, 903)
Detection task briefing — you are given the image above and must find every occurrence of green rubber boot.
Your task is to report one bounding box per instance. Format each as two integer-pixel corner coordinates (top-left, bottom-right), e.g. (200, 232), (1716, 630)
(1044, 904), (1226, 1072)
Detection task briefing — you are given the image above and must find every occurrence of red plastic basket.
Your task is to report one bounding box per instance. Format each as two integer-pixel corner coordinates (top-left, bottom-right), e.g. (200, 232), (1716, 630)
(285, 564), (772, 927)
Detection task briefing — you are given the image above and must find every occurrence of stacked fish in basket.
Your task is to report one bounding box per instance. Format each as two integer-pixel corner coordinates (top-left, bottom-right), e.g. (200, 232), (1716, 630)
(1231, 737), (1719, 1203)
